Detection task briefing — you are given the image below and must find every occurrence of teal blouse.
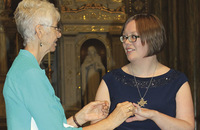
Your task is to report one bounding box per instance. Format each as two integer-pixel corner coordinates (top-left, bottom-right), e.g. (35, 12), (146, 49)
(3, 50), (82, 130)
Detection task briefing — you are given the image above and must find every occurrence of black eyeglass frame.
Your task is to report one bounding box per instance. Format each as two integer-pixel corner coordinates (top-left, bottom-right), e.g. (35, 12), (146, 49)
(120, 34), (140, 43)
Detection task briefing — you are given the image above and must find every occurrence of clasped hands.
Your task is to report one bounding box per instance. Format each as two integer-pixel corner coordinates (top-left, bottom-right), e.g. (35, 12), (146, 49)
(110, 102), (155, 123)
(77, 101), (154, 125)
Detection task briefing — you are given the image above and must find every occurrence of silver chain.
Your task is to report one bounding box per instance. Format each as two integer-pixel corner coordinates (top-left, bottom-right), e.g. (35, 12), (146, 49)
(132, 63), (157, 99)
(133, 75), (154, 99)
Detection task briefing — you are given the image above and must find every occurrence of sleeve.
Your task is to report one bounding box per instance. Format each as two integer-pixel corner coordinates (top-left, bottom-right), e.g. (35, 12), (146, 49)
(3, 76), (25, 130)
(22, 69), (82, 130)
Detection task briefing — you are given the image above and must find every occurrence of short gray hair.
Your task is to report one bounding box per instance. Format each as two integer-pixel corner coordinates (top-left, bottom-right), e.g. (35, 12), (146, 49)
(14, 0), (60, 46)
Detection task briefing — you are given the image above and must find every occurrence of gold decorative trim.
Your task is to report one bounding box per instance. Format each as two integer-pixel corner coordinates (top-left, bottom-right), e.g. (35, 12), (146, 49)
(61, 12), (126, 23)
(133, 0), (144, 12)
(112, 0), (123, 2)
(60, 2), (127, 23)
(63, 25), (122, 33)
(61, 3), (125, 13)
(127, 0), (148, 14)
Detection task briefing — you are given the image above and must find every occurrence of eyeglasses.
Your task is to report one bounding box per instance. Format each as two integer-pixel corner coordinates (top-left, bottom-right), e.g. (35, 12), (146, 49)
(40, 24), (61, 33)
(120, 34), (140, 43)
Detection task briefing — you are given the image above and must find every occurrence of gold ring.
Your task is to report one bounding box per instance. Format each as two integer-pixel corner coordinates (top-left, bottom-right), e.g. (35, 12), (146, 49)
(128, 107), (132, 112)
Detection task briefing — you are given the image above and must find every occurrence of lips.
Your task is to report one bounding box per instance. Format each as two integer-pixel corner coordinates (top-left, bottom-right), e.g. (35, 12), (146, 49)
(126, 48), (135, 54)
(54, 40), (57, 45)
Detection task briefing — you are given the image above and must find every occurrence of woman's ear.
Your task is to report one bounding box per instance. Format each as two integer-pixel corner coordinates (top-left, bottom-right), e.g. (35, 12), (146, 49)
(35, 25), (43, 39)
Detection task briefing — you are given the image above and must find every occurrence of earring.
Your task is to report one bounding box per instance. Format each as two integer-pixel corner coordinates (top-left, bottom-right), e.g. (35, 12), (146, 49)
(40, 43), (42, 47)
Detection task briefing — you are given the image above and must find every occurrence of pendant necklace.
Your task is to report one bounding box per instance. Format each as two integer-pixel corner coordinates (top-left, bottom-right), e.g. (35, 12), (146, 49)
(132, 63), (157, 107)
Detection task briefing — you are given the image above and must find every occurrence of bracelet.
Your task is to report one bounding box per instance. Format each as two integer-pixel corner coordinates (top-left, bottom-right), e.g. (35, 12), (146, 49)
(73, 115), (81, 127)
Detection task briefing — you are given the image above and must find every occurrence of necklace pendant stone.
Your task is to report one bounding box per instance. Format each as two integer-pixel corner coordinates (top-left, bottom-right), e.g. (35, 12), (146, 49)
(137, 98), (147, 107)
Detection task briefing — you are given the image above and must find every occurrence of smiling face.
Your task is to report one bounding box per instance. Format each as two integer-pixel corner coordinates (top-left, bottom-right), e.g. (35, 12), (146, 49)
(48, 20), (61, 52)
(122, 20), (148, 62)
(42, 17), (62, 53)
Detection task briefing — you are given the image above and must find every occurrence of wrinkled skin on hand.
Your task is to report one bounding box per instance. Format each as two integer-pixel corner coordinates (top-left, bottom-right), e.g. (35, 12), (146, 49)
(80, 101), (109, 122)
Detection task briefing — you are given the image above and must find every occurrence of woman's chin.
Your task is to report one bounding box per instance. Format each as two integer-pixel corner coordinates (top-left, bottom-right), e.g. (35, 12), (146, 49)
(50, 47), (56, 52)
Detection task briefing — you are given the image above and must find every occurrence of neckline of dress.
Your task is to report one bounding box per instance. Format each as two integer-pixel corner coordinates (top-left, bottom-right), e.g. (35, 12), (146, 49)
(119, 68), (172, 79)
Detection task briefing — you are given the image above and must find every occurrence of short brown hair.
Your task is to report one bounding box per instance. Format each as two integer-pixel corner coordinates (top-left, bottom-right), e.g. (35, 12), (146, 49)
(121, 14), (166, 57)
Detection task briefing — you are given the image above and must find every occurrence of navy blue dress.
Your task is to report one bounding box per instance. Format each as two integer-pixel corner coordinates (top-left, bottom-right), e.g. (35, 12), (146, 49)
(103, 68), (188, 130)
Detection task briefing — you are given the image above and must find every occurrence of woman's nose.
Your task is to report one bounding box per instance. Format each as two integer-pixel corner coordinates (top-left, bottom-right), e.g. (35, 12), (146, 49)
(57, 31), (62, 38)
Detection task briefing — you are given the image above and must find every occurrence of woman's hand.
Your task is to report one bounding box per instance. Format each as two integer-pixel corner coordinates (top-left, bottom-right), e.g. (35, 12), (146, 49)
(76, 100), (109, 125)
(126, 103), (156, 122)
(82, 101), (135, 130)
(106, 101), (135, 128)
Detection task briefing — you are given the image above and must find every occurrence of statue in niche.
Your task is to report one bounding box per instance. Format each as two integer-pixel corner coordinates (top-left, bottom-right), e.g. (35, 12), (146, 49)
(81, 46), (105, 105)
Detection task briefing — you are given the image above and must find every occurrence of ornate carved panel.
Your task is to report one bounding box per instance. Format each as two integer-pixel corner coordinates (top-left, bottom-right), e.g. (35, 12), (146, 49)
(60, 2), (126, 24)
(127, 0), (149, 14)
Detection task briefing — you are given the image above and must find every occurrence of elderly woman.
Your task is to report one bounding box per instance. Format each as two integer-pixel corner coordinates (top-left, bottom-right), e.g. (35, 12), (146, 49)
(3, 0), (135, 130)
